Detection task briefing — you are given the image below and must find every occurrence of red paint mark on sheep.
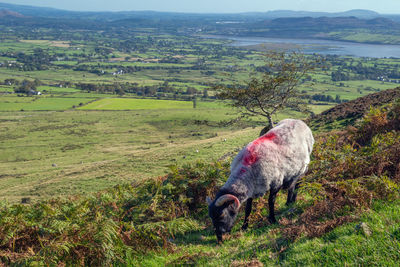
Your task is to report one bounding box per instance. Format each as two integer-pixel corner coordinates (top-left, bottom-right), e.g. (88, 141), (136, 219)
(243, 132), (277, 166)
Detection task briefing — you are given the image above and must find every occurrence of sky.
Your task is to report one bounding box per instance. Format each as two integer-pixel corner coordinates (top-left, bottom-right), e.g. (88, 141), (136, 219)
(0, 0), (399, 14)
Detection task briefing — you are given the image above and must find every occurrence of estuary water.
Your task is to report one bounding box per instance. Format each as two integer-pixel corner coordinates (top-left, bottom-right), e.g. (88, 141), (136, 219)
(214, 36), (400, 58)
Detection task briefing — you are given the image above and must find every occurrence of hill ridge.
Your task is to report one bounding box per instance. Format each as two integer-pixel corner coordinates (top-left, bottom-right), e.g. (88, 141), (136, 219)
(311, 87), (400, 124)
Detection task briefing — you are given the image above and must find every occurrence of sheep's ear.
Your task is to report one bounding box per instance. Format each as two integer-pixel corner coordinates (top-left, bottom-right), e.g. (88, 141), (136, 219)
(206, 196), (212, 205)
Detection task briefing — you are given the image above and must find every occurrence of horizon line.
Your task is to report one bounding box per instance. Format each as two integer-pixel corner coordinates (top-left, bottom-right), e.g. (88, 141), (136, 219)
(0, 2), (398, 16)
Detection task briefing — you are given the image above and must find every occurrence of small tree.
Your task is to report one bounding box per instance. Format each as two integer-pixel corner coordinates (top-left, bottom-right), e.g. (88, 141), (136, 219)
(217, 51), (318, 130)
(14, 79), (37, 95)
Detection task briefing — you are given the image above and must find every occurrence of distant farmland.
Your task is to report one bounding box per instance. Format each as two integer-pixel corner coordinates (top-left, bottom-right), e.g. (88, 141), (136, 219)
(78, 98), (219, 110)
(0, 96), (95, 111)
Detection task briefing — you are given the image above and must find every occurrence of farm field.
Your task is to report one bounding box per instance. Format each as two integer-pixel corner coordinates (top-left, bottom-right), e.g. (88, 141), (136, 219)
(80, 98), (199, 110)
(0, 96), (96, 111)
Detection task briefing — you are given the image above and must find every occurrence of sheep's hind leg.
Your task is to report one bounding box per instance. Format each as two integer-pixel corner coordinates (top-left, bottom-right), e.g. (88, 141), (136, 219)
(241, 198), (253, 231)
(286, 182), (300, 205)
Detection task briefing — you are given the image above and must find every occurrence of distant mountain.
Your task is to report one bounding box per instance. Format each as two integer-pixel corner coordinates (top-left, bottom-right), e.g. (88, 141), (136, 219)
(0, 2), (387, 21)
(263, 16), (399, 30)
(0, 9), (25, 18)
(232, 16), (400, 39)
(0, 3), (72, 18)
(384, 15), (400, 22)
(259, 9), (380, 19)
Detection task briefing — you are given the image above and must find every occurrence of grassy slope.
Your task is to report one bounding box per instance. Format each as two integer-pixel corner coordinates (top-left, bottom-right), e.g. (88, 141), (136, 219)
(130, 199), (400, 266)
(280, 199), (400, 266)
(1, 97), (400, 266)
(0, 106), (261, 203)
(127, 101), (400, 266)
(0, 92), (329, 203)
(79, 98), (197, 110)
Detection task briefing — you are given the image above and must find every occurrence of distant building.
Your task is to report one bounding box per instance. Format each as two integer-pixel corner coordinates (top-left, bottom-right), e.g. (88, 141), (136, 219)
(28, 90), (41, 95)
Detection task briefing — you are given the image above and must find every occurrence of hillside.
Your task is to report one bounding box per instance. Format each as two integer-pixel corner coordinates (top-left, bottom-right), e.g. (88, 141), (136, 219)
(235, 16), (400, 42)
(1, 90), (400, 265)
(0, 9), (24, 18)
(310, 87), (400, 126)
(265, 16), (399, 30)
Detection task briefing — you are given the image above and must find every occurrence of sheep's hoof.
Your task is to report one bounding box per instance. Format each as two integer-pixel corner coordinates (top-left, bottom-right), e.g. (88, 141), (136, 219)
(241, 223), (249, 231)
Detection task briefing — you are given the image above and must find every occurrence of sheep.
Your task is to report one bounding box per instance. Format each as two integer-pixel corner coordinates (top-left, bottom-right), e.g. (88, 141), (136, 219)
(206, 119), (314, 243)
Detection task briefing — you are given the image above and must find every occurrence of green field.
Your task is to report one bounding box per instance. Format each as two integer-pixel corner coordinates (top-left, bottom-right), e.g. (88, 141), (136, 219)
(80, 98), (198, 110)
(0, 97), (325, 203)
(0, 96), (95, 111)
(0, 108), (258, 203)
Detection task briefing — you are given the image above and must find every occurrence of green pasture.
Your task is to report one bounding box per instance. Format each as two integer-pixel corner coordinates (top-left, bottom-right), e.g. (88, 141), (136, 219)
(0, 96), (95, 111)
(338, 32), (400, 44)
(0, 85), (13, 92)
(68, 92), (115, 98)
(37, 86), (81, 93)
(0, 56), (15, 61)
(51, 61), (79, 65)
(0, 108), (259, 203)
(79, 98), (194, 110)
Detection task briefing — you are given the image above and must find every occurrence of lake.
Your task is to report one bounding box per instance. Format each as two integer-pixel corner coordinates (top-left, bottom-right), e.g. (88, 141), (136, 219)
(211, 36), (400, 58)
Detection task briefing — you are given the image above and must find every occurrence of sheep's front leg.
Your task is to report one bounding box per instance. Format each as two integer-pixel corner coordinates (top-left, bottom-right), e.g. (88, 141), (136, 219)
(241, 198), (253, 231)
(268, 189), (279, 224)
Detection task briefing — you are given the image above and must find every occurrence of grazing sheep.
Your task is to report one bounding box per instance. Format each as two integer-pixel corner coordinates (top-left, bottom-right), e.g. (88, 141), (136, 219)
(207, 119), (314, 243)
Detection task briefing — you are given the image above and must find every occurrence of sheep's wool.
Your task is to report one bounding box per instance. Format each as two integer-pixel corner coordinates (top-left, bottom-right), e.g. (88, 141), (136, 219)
(221, 119), (314, 202)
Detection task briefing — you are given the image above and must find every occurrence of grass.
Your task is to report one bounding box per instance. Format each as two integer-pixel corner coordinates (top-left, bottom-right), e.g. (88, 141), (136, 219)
(335, 32), (400, 44)
(0, 96), (95, 111)
(79, 98), (197, 110)
(1, 123), (399, 265)
(127, 199), (400, 266)
(0, 99), (330, 204)
(37, 86), (81, 93)
(280, 199), (400, 266)
(0, 108), (260, 203)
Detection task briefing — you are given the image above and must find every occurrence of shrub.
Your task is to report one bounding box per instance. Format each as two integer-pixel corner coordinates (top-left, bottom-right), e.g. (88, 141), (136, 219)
(281, 102), (400, 240)
(0, 161), (230, 264)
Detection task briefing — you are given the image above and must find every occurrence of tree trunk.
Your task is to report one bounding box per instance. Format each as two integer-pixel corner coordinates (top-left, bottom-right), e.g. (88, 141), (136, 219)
(259, 116), (274, 136)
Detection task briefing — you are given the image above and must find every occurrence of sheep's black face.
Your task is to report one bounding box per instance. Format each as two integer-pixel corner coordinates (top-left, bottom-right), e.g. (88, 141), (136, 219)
(208, 203), (238, 243)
